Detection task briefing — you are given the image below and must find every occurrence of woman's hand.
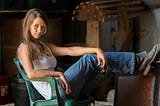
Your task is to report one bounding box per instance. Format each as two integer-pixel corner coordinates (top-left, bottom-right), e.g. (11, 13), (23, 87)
(96, 48), (107, 68)
(58, 72), (71, 94)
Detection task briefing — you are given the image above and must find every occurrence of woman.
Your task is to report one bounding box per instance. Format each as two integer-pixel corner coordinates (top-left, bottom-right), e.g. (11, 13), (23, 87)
(17, 8), (158, 100)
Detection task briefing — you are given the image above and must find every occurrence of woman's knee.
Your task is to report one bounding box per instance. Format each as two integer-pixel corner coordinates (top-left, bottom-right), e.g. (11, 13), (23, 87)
(81, 54), (98, 65)
(82, 54), (97, 60)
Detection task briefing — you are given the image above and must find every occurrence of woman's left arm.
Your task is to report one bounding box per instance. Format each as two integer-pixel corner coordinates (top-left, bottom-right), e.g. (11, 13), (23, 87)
(48, 44), (107, 68)
(65, 46), (107, 67)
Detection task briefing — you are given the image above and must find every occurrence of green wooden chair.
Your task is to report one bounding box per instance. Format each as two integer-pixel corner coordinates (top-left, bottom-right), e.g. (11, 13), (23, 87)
(13, 58), (95, 106)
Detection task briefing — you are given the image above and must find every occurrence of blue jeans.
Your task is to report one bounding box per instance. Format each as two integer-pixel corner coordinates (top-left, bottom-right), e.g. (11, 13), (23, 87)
(56, 51), (147, 99)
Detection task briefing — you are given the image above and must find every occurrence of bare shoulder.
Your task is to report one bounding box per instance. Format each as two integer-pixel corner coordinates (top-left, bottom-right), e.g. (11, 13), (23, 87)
(17, 43), (29, 56)
(18, 43), (29, 51)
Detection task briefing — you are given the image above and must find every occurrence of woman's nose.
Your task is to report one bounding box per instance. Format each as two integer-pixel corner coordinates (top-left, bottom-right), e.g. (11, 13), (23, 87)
(37, 26), (42, 32)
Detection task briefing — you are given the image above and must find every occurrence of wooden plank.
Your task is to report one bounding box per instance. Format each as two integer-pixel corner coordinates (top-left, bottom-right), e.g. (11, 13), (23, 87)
(73, 3), (106, 22)
(73, 12), (143, 22)
(105, 12), (143, 21)
(92, 0), (125, 5)
(72, 0), (144, 22)
(97, 1), (142, 9)
(126, 12), (143, 18)
(104, 6), (144, 15)
(117, 17), (131, 51)
(72, 12), (143, 22)
(103, 7), (144, 15)
(72, 16), (103, 22)
(86, 21), (99, 47)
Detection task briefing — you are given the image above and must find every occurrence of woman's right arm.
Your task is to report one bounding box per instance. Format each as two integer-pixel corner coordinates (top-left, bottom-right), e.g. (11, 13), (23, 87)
(17, 44), (63, 78)
(17, 44), (71, 94)
(17, 44), (60, 79)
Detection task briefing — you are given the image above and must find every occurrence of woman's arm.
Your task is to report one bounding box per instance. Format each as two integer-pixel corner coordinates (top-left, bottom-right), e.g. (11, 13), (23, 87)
(17, 44), (71, 94)
(17, 44), (61, 78)
(48, 44), (107, 68)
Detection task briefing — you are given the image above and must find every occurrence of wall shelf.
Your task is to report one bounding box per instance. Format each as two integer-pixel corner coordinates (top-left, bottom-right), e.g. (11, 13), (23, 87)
(0, 10), (67, 13)
(0, 10), (68, 18)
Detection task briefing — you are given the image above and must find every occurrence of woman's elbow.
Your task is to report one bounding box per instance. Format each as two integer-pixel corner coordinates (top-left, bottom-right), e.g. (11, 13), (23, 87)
(26, 71), (35, 79)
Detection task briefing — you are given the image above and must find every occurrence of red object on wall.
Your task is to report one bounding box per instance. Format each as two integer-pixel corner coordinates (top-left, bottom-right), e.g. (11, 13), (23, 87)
(0, 75), (9, 105)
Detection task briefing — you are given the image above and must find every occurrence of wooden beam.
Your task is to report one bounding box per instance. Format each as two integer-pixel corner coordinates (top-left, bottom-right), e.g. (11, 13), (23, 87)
(86, 21), (100, 47)
(97, 1), (142, 9)
(72, 0), (144, 22)
(92, 0), (125, 5)
(104, 6), (144, 15)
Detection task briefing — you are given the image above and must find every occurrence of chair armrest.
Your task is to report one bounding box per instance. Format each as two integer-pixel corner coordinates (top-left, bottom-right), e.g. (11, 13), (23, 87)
(30, 76), (58, 99)
(30, 76), (54, 82)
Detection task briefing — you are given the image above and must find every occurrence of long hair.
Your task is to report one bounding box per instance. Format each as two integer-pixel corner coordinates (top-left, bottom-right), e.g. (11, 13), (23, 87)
(22, 8), (48, 42)
(21, 8), (49, 60)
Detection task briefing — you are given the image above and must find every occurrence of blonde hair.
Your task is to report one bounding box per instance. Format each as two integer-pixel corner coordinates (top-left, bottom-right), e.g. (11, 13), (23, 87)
(21, 8), (49, 60)
(22, 8), (48, 42)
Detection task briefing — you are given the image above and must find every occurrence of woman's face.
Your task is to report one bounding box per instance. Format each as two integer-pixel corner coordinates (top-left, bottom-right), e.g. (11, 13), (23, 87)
(30, 17), (46, 39)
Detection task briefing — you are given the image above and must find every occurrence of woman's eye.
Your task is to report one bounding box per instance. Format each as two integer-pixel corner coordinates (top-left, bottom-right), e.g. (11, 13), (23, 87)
(41, 26), (45, 30)
(34, 24), (45, 31)
(34, 24), (39, 29)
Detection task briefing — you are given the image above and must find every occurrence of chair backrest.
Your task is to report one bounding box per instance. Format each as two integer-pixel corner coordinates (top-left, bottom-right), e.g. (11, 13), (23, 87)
(13, 58), (44, 103)
(14, 58), (28, 80)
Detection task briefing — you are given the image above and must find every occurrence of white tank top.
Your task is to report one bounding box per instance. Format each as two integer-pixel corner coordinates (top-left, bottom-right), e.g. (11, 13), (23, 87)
(31, 56), (57, 100)
(30, 42), (57, 100)
(33, 54), (57, 70)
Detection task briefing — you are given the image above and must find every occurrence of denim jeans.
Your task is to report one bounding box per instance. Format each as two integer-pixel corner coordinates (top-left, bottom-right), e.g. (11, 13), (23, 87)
(56, 51), (147, 99)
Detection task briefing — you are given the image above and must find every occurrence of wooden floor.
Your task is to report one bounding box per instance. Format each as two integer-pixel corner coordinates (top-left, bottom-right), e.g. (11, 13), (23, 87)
(95, 101), (113, 106)
(94, 89), (114, 106)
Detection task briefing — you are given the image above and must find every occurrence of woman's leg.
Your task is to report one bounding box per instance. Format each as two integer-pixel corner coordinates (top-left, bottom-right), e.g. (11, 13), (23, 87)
(56, 50), (154, 99)
(104, 52), (142, 76)
(76, 52), (147, 99)
(63, 54), (99, 99)
(60, 52), (144, 99)
(105, 44), (157, 76)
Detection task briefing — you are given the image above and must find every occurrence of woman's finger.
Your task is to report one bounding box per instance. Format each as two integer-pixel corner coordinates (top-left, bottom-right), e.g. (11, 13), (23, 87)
(60, 80), (65, 89)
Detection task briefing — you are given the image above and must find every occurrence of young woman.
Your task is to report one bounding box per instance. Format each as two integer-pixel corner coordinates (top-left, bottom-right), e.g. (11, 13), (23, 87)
(17, 8), (158, 100)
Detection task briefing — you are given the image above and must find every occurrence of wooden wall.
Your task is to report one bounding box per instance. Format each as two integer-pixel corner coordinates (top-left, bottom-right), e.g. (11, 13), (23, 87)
(1, 16), (62, 78)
